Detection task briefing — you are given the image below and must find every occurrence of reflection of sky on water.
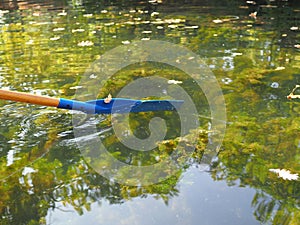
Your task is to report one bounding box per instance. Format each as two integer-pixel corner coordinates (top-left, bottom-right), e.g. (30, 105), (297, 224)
(47, 168), (259, 225)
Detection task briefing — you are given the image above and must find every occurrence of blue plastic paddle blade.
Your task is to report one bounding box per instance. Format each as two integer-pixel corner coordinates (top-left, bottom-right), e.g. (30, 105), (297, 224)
(86, 98), (184, 114)
(58, 98), (183, 114)
(130, 100), (183, 113)
(58, 98), (113, 114)
(86, 98), (141, 114)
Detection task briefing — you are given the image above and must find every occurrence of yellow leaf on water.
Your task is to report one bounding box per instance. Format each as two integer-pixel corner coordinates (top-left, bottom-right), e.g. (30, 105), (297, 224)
(77, 41), (94, 47)
(104, 94), (112, 103)
(269, 168), (299, 181)
(167, 79), (183, 84)
(212, 19), (223, 24)
(287, 85), (300, 99)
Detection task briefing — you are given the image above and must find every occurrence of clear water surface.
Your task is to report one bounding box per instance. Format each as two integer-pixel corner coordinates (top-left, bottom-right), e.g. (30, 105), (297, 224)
(0, 0), (299, 225)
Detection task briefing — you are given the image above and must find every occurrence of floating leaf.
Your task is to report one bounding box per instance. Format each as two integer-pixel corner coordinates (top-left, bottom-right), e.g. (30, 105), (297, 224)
(72, 28), (85, 33)
(77, 41), (94, 47)
(290, 26), (299, 31)
(167, 79), (182, 85)
(275, 67), (285, 71)
(287, 85), (300, 99)
(151, 12), (159, 16)
(69, 86), (83, 90)
(121, 40), (130, 45)
(212, 19), (223, 24)
(104, 94), (112, 103)
(58, 11), (67, 16)
(53, 27), (65, 32)
(269, 169), (299, 181)
(50, 36), (60, 41)
(142, 30), (152, 34)
(249, 11), (257, 19)
(83, 14), (93, 18)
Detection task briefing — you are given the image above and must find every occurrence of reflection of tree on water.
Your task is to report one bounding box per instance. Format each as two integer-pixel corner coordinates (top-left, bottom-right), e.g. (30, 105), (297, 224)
(0, 0), (18, 10)
(211, 64), (300, 224)
(0, 140), (183, 224)
(0, 0), (66, 10)
(252, 189), (299, 224)
(2, 70), (299, 225)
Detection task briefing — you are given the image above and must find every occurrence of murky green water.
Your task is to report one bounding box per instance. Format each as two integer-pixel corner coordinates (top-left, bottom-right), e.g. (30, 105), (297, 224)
(0, 0), (299, 224)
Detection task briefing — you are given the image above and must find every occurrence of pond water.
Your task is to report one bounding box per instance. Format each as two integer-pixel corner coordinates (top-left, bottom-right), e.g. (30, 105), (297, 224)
(0, 0), (299, 225)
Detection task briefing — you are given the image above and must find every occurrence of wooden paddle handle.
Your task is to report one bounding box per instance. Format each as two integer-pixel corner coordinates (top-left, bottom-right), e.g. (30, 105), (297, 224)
(0, 89), (60, 107)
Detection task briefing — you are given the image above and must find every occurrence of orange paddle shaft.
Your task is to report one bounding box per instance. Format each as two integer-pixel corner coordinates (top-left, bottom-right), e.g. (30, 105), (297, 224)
(0, 89), (60, 107)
